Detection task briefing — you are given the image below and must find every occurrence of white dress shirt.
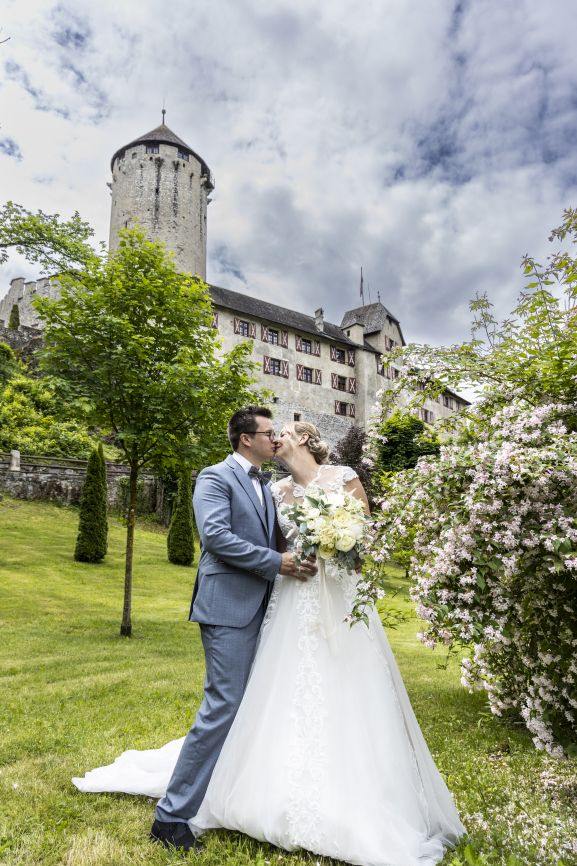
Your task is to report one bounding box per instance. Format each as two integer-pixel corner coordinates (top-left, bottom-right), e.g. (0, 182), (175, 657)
(232, 451), (264, 505)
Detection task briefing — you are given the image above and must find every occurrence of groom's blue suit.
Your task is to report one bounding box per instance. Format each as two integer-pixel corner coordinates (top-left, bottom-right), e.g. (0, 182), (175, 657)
(155, 454), (282, 825)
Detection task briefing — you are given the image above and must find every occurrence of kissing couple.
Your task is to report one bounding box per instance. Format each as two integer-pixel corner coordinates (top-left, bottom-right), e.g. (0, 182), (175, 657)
(74, 405), (464, 866)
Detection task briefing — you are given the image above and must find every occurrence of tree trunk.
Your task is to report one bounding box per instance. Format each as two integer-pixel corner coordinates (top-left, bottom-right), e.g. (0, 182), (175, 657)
(120, 462), (138, 637)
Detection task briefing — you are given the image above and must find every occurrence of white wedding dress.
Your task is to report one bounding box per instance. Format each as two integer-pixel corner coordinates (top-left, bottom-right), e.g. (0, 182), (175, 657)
(74, 466), (465, 866)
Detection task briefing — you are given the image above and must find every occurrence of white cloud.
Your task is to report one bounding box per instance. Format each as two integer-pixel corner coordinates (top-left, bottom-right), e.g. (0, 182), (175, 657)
(2, 0), (577, 345)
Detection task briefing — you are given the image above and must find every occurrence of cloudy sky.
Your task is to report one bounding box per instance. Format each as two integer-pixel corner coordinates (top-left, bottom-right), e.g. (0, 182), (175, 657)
(2, 0), (577, 345)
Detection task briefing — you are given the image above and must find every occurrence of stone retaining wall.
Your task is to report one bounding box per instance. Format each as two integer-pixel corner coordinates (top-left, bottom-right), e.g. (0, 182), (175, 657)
(0, 452), (159, 511)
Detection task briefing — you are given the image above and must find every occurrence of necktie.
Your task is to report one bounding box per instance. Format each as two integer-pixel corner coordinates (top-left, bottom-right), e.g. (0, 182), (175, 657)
(248, 466), (273, 484)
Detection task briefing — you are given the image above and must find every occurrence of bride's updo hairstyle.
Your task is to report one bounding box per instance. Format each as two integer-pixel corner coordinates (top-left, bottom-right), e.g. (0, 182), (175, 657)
(292, 421), (330, 464)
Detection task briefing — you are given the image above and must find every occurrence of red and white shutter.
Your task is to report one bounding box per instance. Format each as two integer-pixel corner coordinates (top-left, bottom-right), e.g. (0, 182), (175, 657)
(335, 400), (341, 415)
(234, 317), (240, 334)
(281, 330), (289, 348)
(349, 403), (356, 418)
(347, 350), (355, 366)
(330, 345), (338, 362)
(261, 324), (268, 341)
(296, 364), (304, 381)
(348, 377), (357, 394)
(281, 360), (289, 378)
(212, 312), (219, 329)
(331, 372), (338, 389)
(263, 356), (271, 374)
(249, 322), (257, 339)
(313, 340), (321, 356)
(295, 334), (302, 351)
(314, 369), (322, 385)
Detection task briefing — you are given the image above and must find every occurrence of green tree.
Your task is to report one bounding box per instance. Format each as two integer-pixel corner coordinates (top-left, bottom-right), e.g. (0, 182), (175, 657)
(0, 371), (97, 457)
(8, 303), (19, 329)
(0, 201), (99, 274)
(167, 467), (195, 566)
(376, 410), (439, 473)
(0, 341), (18, 386)
(35, 228), (263, 636)
(75, 444), (108, 563)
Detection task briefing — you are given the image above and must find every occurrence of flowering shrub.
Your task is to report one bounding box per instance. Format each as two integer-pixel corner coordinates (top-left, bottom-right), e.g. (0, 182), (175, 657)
(369, 401), (577, 757)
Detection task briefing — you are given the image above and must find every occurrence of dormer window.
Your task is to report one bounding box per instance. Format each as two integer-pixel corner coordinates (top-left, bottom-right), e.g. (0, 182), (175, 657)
(146, 144), (159, 154)
(178, 149), (190, 161)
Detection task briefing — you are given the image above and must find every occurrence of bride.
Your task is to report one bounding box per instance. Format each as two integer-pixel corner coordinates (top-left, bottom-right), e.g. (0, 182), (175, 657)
(74, 421), (465, 866)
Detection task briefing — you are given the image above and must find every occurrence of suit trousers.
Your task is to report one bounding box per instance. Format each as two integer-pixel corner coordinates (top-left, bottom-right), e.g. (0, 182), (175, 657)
(155, 599), (267, 825)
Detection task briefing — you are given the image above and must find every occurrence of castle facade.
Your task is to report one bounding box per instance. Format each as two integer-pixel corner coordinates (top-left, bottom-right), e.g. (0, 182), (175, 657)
(0, 120), (467, 445)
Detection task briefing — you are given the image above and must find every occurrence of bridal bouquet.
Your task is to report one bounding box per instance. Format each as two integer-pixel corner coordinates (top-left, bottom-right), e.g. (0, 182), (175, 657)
(282, 486), (369, 570)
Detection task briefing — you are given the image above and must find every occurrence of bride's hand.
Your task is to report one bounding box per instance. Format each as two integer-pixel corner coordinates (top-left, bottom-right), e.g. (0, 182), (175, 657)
(279, 552), (317, 580)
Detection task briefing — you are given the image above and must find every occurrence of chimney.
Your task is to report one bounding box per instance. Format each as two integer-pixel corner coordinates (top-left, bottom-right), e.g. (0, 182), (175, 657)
(314, 307), (324, 331)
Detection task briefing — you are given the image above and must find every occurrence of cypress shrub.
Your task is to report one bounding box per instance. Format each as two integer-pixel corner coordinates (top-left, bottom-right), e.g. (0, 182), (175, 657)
(74, 444), (108, 562)
(8, 304), (20, 329)
(167, 467), (195, 566)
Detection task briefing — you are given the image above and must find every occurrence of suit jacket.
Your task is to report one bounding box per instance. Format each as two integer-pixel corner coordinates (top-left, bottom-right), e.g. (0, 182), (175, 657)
(190, 454), (282, 627)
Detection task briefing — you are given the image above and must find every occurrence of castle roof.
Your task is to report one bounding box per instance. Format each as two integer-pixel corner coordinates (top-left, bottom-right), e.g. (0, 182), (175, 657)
(110, 122), (213, 186)
(208, 284), (379, 353)
(340, 302), (406, 345)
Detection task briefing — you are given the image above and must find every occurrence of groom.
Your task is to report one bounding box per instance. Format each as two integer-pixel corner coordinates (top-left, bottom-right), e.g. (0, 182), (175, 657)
(151, 405), (316, 851)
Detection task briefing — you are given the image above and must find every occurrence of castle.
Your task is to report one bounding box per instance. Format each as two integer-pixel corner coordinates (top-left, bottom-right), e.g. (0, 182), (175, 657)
(0, 120), (467, 445)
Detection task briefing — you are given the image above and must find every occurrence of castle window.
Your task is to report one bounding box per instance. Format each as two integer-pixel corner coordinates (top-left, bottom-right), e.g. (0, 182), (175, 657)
(263, 356), (289, 378)
(301, 338), (312, 353)
(421, 409), (434, 424)
(294, 413), (301, 421)
(337, 375), (347, 391)
(268, 329), (279, 345)
(335, 401), (348, 416)
(239, 320), (250, 337)
(146, 144), (159, 154)
(331, 347), (346, 364)
(178, 149), (190, 161)
(302, 367), (313, 383)
(131, 151), (137, 158)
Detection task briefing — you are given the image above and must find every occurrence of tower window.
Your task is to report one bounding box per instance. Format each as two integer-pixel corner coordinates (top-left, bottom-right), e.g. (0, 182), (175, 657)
(131, 151), (137, 158)
(178, 149), (190, 161)
(293, 413), (301, 421)
(146, 144), (159, 154)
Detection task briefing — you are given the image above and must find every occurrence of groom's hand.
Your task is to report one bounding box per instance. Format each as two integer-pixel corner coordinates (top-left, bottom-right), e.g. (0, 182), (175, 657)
(279, 552), (317, 581)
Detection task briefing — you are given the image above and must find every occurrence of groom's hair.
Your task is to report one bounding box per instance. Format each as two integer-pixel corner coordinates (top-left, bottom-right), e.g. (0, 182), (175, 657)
(228, 406), (273, 451)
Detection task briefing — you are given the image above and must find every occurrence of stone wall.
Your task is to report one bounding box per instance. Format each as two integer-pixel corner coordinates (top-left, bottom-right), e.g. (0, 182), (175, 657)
(0, 452), (159, 511)
(0, 277), (59, 329)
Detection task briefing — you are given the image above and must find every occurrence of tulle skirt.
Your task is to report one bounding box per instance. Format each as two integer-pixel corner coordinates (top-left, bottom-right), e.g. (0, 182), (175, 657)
(74, 568), (465, 866)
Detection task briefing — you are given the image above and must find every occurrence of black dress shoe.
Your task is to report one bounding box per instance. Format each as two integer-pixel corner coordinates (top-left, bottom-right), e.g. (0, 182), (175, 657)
(150, 818), (204, 852)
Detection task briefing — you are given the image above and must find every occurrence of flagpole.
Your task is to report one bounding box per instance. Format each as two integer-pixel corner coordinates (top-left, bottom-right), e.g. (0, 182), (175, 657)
(360, 267), (364, 306)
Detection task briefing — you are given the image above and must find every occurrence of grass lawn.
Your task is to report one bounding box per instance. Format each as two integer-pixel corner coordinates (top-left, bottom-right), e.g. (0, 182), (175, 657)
(0, 497), (575, 866)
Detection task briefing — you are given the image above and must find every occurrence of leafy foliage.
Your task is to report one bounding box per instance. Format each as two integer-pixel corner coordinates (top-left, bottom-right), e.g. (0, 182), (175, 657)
(0, 341), (19, 386)
(74, 445), (108, 563)
(0, 201), (100, 275)
(167, 468), (195, 566)
(374, 410), (440, 473)
(8, 303), (19, 329)
(0, 372), (97, 457)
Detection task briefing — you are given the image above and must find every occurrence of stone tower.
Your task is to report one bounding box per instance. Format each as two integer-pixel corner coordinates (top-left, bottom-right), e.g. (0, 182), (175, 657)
(109, 119), (214, 277)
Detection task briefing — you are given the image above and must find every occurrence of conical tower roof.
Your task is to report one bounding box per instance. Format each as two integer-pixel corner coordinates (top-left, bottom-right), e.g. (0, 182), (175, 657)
(111, 122), (213, 187)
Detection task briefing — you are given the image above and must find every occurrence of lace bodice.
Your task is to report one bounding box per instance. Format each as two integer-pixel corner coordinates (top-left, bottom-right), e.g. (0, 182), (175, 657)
(272, 464), (359, 546)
